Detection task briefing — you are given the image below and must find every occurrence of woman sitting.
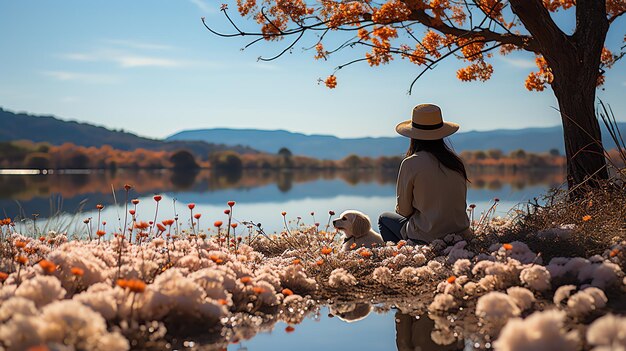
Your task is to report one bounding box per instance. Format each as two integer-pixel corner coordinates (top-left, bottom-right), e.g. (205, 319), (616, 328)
(378, 103), (471, 244)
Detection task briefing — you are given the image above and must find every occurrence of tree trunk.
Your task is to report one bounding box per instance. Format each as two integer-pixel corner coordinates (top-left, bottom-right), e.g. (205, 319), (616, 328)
(510, 0), (610, 192)
(551, 69), (608, 191)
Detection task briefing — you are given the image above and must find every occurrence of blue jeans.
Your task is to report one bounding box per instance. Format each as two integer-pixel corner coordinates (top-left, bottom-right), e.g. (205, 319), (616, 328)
(378, 212), (408, 244)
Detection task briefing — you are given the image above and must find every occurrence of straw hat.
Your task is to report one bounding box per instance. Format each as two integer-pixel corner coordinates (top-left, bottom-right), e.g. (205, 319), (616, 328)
(396, 104), (459, 140)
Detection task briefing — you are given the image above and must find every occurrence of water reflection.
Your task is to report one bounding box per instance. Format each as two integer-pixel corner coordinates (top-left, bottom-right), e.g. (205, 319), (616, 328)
(395, 312), (463, 351)
(0, 169), (564, 235)
(0, 169), (563, 211)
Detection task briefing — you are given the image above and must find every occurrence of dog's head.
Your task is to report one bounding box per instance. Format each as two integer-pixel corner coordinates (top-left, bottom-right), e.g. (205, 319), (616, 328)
(332, 210), (372, 238)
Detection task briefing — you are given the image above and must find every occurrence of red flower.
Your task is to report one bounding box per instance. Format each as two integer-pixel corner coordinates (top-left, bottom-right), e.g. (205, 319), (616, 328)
(281, 211), (287, 216)
(224, 209), (231, 215)
(329, 210), (335, 216)
(188, 203), (195, 210)
(129, 209), (136, 215)
(231, 223), (238, 228)
(227, 201), (236, 207)
(194, 213), (202, 219)
(96, 204), (104, 210)
(214, 221), (223, 227)
(154, 195), (162, 202)
(131, 199), (140, 205)
(124, 184), (132, 191)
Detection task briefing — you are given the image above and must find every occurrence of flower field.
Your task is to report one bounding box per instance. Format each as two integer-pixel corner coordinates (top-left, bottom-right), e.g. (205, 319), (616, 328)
(0, 189), (625, 351)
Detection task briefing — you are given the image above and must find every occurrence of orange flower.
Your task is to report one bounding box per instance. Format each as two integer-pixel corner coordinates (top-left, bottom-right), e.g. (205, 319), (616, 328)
(316, 259), (324, 266)
(281, 211), (287, 216)
(0, 272), (8, 282)
(610, 248), (620, 258)
(96, 204), (104, 210)
(214, 221), (223, 227)
(156, 223), (166, 232)
(15, 256), (28, 265)
(240, 276), (252, 284)
(582, 215), (592, 222)
(231, 223), (238, 229)
(359, 249), (373, 258)
(282, 288), (294, 296)
(321, 247), (333, 255)
(26, 345), (50, 351)
(14, 240), (27, 249)
(447, 276), (456, 284)
(96, 230), (106, 237)
(502, 243), (513, 250)
(324, 75), (337, 89)
(71, 267), (84, 276)
(396, 241), (406, 249)
(285, 326), (295, 333)
(134, 221), (150, 230)
(126, 279), (146, 293)
(292, 259), (301, 265)
(39, 260), (56, 274)
(116, 279), (129, 289)
(252, 286), (266, 294)
(350, 243), (357, 250)
(38, 236), (46, 242)
(218, 298), (228, 305)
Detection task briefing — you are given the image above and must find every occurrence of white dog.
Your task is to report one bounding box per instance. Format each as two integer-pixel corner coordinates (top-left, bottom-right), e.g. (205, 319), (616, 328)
(333, 210), (384, 251)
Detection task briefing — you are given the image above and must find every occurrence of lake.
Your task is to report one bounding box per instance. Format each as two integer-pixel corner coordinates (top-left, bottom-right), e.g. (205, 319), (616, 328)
(0, 168), (564, 350)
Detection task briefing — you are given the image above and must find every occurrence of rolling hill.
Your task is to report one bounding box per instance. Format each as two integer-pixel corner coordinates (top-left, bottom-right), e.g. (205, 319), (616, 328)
(0, 108), (258, 157)
(167, 123), (626, 160)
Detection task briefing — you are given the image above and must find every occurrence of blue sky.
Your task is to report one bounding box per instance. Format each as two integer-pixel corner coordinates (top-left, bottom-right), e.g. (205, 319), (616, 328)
(0, 0), (624, 139)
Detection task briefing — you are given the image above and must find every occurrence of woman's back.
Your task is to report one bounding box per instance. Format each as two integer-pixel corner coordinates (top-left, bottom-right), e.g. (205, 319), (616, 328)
(396, 151), (470, 242)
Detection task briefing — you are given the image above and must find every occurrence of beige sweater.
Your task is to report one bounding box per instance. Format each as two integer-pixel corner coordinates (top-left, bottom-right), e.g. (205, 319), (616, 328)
(396, 151), (470, 242)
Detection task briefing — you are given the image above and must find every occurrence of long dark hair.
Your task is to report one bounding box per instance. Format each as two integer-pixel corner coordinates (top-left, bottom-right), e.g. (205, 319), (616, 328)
(406, 138), (468, 181)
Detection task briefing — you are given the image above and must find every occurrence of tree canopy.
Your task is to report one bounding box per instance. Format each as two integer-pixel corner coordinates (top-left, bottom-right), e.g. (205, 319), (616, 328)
(205, 0), (624, 92)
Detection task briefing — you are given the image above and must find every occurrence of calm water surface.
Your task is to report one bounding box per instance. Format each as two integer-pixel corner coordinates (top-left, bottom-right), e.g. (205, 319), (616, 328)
(0, 169), (564, 350)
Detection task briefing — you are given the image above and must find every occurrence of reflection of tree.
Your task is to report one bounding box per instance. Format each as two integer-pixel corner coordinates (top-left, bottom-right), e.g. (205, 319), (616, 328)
(395, 312), (461, 351)
(276, 171), (293, 193)
(0, 169), (565, 204)
(170, 169), (199, 190)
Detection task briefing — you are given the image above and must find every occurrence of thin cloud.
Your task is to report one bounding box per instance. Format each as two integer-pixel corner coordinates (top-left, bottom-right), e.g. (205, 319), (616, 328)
(499, 56), (536, 69)
(62, 50), (185, 68)
(102, 39), (175, 51)
(189, 0), (215, 13)
(43, 71), (120, 84)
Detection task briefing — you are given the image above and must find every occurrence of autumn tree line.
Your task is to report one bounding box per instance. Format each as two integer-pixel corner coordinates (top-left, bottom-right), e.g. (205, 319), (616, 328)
(0, 141), (569, 171)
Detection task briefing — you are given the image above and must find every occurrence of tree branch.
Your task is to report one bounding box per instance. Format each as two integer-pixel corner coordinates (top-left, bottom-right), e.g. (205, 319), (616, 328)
(405, 7), (538, 52)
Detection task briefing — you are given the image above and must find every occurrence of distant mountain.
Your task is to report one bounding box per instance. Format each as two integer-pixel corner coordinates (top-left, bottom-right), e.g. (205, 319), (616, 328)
(167, 124), (626, 160)
(0, 108), (258, 157)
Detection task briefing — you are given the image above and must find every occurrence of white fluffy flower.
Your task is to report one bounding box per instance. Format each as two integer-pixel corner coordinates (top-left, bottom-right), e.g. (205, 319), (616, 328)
(15, 275), (66, 307)
(428, 293), (457, 312)
(567, 291), (596, 318)
(372, 266), (393, 286)
(578, 261), (622, 289)
(506, 287), (535, 311)
(328, 268), (357, 288)
(519, 265), (551, 291)
(0, 297), (37, 322)
(553, 285), (577, 305)
(476, 292), (520, 324)
(453, 259), (472, 276)
(280, 264), (318, 293)
(493, 310), (580, 351)
(586, 314), (626, 351)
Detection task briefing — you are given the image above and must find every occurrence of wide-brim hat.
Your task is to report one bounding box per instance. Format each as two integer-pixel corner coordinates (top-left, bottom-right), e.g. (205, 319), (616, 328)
(396, 104), (459, 140)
